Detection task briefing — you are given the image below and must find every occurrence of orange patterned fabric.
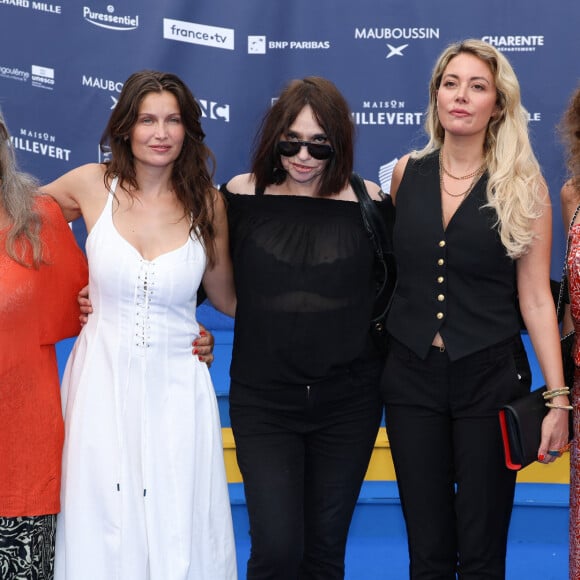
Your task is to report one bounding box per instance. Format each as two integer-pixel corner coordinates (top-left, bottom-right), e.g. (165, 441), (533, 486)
(567, 223), (580, 576)
(0, 196), (88, 517)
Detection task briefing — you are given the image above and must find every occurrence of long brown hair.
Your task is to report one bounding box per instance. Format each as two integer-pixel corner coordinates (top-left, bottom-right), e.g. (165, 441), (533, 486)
(100, 70), (218, 265)
(251, 77), (354, 196)
(0, 110), (42, 267)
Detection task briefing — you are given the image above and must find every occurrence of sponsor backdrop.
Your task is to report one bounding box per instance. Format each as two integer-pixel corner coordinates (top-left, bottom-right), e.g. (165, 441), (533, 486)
(0, 0), (579, 332)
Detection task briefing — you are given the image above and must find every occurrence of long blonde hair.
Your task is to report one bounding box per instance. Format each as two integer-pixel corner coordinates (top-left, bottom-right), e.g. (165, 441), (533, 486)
(415, 39), (543, 258)
(0, 110), (42, 267)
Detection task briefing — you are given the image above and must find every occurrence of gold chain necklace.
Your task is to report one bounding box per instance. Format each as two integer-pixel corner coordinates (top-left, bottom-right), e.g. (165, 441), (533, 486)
(440, 155), (486, 181)
(439, 154), (485, 198)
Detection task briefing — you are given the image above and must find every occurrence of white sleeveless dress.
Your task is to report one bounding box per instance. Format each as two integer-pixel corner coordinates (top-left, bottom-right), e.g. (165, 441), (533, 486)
(54, 181), (237, 580)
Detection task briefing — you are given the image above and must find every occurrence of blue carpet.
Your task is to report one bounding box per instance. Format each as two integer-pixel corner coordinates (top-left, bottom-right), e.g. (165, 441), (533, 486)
(230, 481), (569, 579)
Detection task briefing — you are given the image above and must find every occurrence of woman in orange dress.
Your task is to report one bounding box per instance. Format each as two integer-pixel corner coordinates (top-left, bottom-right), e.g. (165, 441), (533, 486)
(0, 110), (88, 578)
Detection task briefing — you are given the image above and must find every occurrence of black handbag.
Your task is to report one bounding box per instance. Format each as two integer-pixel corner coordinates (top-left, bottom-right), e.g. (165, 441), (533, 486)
(499, 203), (580, 470)
(499, 386), (573, 470)
(350, 173), (397, 356)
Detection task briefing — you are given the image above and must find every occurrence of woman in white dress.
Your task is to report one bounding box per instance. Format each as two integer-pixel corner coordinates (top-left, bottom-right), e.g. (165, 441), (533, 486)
(43, 70), (237, 580)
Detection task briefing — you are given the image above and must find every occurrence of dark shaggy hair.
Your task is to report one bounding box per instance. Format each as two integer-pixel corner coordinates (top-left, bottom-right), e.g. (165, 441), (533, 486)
(251, 76), (354, 196)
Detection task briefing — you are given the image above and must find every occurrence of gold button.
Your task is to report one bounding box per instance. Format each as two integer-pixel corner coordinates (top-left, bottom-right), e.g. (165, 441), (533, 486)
(439, 240), (446, 247)
(437, 276), (444, 283)
(438, 294), (445, 302)
(438, 259), (444, 266)
(436, 312), (444, 320)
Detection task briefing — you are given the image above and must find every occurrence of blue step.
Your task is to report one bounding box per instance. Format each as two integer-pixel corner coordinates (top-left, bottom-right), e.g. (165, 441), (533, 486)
(57, 317), (569, 578)
(229, 481), (570, 579)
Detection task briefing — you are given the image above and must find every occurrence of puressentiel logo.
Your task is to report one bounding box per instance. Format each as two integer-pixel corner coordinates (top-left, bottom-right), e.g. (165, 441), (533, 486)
(31, 65), (54, 90)
(83, 5), (139, 31)
(163, 18), (234, 50)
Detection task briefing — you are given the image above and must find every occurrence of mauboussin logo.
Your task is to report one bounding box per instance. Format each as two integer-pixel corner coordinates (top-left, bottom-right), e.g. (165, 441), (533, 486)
(83, 5), (139, 31)
(354, 26), (440, 59)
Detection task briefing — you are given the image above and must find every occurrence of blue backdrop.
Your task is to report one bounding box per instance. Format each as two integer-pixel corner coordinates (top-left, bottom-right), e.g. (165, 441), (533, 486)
(1, 0), (579, 332)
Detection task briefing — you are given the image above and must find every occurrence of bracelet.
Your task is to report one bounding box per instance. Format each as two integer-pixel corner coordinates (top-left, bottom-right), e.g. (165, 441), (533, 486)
(542, 387), (571, 400)
(545, 402), (573, 410)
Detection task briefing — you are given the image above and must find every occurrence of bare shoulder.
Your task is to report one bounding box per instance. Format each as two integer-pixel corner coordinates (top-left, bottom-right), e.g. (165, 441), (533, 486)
(389, 153), (412, 203)
(43, 163), (106, 195)
(225, 173), (256, 195)
(392, 154), (411, 182)
(561, 179), (579, 204)
(362, 179), (384, 201)
(561, 178), (580, 228)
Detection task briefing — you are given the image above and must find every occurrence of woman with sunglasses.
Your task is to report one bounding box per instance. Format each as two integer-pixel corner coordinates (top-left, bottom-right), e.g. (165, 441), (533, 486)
(219, 76), (395, 580)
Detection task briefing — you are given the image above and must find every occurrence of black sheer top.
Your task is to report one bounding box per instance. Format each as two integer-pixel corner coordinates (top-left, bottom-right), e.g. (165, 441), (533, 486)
(221, 185), (392, 389)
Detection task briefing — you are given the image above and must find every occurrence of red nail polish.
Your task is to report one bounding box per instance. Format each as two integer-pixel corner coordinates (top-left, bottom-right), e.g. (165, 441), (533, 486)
(200, 330), (207, 336)
(193, 348), (198, 354)
(538, 454), (545, 461)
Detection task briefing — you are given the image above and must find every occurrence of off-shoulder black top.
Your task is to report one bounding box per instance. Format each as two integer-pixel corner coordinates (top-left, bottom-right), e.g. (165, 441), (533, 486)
(221, 184), (393, 389)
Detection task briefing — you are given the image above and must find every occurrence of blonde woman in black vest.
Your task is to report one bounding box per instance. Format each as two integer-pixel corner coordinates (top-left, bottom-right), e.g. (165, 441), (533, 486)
(383, 39), (569, 579)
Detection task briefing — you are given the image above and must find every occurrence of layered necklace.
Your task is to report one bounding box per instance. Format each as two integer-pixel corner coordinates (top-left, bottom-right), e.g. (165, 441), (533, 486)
(439, 152), (486, 198)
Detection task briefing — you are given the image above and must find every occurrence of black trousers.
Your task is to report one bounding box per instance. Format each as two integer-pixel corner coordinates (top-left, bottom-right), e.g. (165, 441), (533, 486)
(382, 337), (529, 580)
(229, 360), (383, 580)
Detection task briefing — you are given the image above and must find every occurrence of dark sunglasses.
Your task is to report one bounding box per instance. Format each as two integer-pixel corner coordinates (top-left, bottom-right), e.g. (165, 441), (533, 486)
(276, 140), (334, 160)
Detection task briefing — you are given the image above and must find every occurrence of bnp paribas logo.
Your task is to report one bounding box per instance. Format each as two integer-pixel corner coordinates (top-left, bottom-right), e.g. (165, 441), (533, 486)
(83, 5), (139, 31)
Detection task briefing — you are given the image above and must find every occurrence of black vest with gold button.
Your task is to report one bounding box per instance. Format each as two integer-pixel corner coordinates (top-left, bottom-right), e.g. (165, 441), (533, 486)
(387, 151), (519, 361)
